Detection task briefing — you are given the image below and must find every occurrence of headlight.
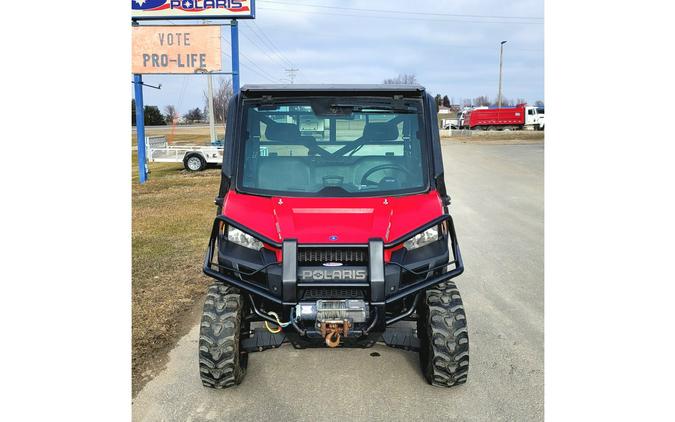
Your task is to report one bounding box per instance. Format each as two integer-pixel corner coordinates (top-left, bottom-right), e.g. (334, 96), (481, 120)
(403, 226), (439, 250)
(227, 227), (263, 250)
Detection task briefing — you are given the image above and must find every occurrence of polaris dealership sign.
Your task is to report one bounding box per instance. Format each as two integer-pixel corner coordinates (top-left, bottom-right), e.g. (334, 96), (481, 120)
(132, 0), (255, 20)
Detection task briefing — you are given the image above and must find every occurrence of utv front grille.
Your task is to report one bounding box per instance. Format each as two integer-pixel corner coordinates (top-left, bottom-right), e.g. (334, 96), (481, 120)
(297, 247), (367, 265)
(301, 287), (365, 300)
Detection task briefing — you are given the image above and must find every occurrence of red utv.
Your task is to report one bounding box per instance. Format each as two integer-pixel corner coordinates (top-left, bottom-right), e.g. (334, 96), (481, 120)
(200, 85), (468, 388)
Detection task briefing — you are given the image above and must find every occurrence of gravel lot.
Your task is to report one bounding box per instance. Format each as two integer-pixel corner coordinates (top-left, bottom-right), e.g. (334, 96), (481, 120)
(132, 140), (544, 421)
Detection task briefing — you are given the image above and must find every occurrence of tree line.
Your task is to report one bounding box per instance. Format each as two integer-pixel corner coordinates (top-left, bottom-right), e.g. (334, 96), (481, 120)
(382, 73), (544, 109)
(131, 77), (234, 126)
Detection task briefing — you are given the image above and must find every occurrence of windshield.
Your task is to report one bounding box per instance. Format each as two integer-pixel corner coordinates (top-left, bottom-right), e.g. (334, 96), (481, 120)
(237, 97), (429, 197)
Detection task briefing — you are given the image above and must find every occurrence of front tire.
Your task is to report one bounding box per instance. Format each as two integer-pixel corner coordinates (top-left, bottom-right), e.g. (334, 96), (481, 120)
(417, 281), (469, 387)
(199, 284), (248, 389)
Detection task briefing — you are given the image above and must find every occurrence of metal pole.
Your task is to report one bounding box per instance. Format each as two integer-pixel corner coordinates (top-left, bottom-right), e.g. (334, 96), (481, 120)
(498, 40), (507, 108)
(134, 74), (147, 184)
(231, 20), (240, 93)
(207, 72), (216, 143)
(285, 68), (299, 84)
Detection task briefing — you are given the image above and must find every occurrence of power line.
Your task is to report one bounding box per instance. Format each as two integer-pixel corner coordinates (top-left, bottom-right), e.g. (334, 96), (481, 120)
(257, 5), (543, 25)
(221, 35), (280, 82)
(260, 0), (544, 20)
(238, 24), (290, 71)
(249, 20), (297, 68)
(217, 44), (278, 83)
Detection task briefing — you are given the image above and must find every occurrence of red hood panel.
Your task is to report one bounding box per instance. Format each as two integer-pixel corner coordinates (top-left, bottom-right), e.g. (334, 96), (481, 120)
(222, 190), (443, 244)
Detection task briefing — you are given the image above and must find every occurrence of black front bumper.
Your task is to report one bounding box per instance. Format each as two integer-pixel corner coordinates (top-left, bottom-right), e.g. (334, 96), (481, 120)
(203, 214), (464, 335)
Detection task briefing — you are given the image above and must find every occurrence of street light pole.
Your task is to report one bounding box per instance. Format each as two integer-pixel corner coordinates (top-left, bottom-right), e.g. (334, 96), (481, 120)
(498, 40), (507, 108)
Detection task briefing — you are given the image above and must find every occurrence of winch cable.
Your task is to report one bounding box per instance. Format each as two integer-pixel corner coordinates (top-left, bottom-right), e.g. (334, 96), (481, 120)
(264, 310), (292, 334)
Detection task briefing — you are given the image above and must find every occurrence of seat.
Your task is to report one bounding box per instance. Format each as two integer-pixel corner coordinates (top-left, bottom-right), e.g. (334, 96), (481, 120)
(257, 157), (311, 191)
(265, 123), (328, 157)
(362, 122), (400, 141)
(265, 122), (300, 142)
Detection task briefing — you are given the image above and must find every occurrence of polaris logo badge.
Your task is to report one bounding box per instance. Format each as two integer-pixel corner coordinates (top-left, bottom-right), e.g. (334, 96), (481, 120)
(328, 235), (339, 241)
(299, 269), (367, 281)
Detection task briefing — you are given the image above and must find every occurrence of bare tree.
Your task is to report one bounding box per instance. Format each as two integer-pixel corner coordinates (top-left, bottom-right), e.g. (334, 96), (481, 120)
(534, 100), (545, 107)
(163, 105), (178, 124)
(204, 78), (234, 124)
(515, 98), (527, 105)
(383, 73), (418, 84)
(497, 97), (514, 107)
(434, 94), (442, 107)
(184, 108), (204, 124)
(473, 96), (491, 106)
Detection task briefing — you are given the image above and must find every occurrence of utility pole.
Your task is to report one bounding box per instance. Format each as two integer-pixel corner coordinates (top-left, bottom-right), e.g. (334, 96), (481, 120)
(498, 40), (507, 108)
(197, 68), (217, 144)
(206, 72), (216, 144)
(285, 68), (299, 84)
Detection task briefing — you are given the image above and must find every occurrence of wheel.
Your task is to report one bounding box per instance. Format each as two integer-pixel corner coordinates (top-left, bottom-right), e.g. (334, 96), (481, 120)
(417, 281), (469, 387)
(184, 153), (206, 172)
(199, 284), (249, 389)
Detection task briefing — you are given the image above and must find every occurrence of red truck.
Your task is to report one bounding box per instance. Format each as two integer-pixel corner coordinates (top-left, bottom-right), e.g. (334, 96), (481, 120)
(461, 104), (544, 131)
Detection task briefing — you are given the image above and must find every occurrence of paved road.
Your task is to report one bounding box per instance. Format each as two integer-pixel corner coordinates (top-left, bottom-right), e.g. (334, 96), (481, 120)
(132, 141), (544, 421)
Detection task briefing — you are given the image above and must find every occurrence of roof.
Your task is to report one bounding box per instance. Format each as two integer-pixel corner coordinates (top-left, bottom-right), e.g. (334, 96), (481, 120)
(240, 84), (426, 95)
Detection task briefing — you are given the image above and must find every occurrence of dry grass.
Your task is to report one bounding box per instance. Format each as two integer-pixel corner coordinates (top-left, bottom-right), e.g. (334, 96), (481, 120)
(442, 130), (545, 144)
(131, 147), (220, 395)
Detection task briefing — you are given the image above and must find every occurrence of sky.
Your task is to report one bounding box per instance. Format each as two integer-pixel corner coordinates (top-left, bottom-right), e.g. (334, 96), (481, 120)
(135, 0), (544, 115)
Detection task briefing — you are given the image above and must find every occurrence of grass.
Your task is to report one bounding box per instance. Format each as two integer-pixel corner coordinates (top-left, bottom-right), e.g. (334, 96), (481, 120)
(131, 129), (221, 394)
(442, 130), (545, 143)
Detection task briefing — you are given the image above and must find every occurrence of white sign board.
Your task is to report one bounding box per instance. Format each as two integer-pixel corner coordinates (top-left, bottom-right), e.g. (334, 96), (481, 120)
(132, 26), (222, 73)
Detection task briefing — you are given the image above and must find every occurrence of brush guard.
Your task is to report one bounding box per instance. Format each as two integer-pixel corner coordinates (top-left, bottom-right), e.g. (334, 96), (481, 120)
(203, 214), (464, 339)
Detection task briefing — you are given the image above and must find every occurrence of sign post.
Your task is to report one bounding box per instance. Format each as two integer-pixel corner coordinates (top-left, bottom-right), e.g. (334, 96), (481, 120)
(134, 74), (148, 184)
(231, 20), (240, 93)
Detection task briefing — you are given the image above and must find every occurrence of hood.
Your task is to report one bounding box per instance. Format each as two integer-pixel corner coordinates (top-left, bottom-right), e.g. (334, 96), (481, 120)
(221, 190), (443, 245)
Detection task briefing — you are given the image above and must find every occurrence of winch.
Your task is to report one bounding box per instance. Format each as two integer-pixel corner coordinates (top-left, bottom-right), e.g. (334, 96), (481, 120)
(295, 299), (369, 347)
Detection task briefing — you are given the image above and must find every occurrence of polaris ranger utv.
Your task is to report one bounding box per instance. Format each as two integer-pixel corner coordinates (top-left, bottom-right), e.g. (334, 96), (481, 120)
(200, 84), (468, 388)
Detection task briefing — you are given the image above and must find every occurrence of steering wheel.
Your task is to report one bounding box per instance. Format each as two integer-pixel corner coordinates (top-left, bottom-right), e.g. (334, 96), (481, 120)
(360, 164), (413, 186)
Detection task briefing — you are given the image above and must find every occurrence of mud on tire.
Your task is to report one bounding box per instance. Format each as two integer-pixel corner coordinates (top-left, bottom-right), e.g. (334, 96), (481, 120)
(417, 281), (469, 387)
(199, 284), (248, 389)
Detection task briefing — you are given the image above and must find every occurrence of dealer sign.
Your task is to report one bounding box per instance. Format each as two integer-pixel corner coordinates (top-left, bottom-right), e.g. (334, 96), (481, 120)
(132, 0), (255, 20)
(132, 26), (222, 74)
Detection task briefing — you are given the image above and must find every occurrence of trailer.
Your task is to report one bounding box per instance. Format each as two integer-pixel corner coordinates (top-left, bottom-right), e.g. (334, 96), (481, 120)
(145, 136), (269, 171)
(441, 116), (459, 130)
(145, 136), (223, 172)
(462, 104), (544, 131)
